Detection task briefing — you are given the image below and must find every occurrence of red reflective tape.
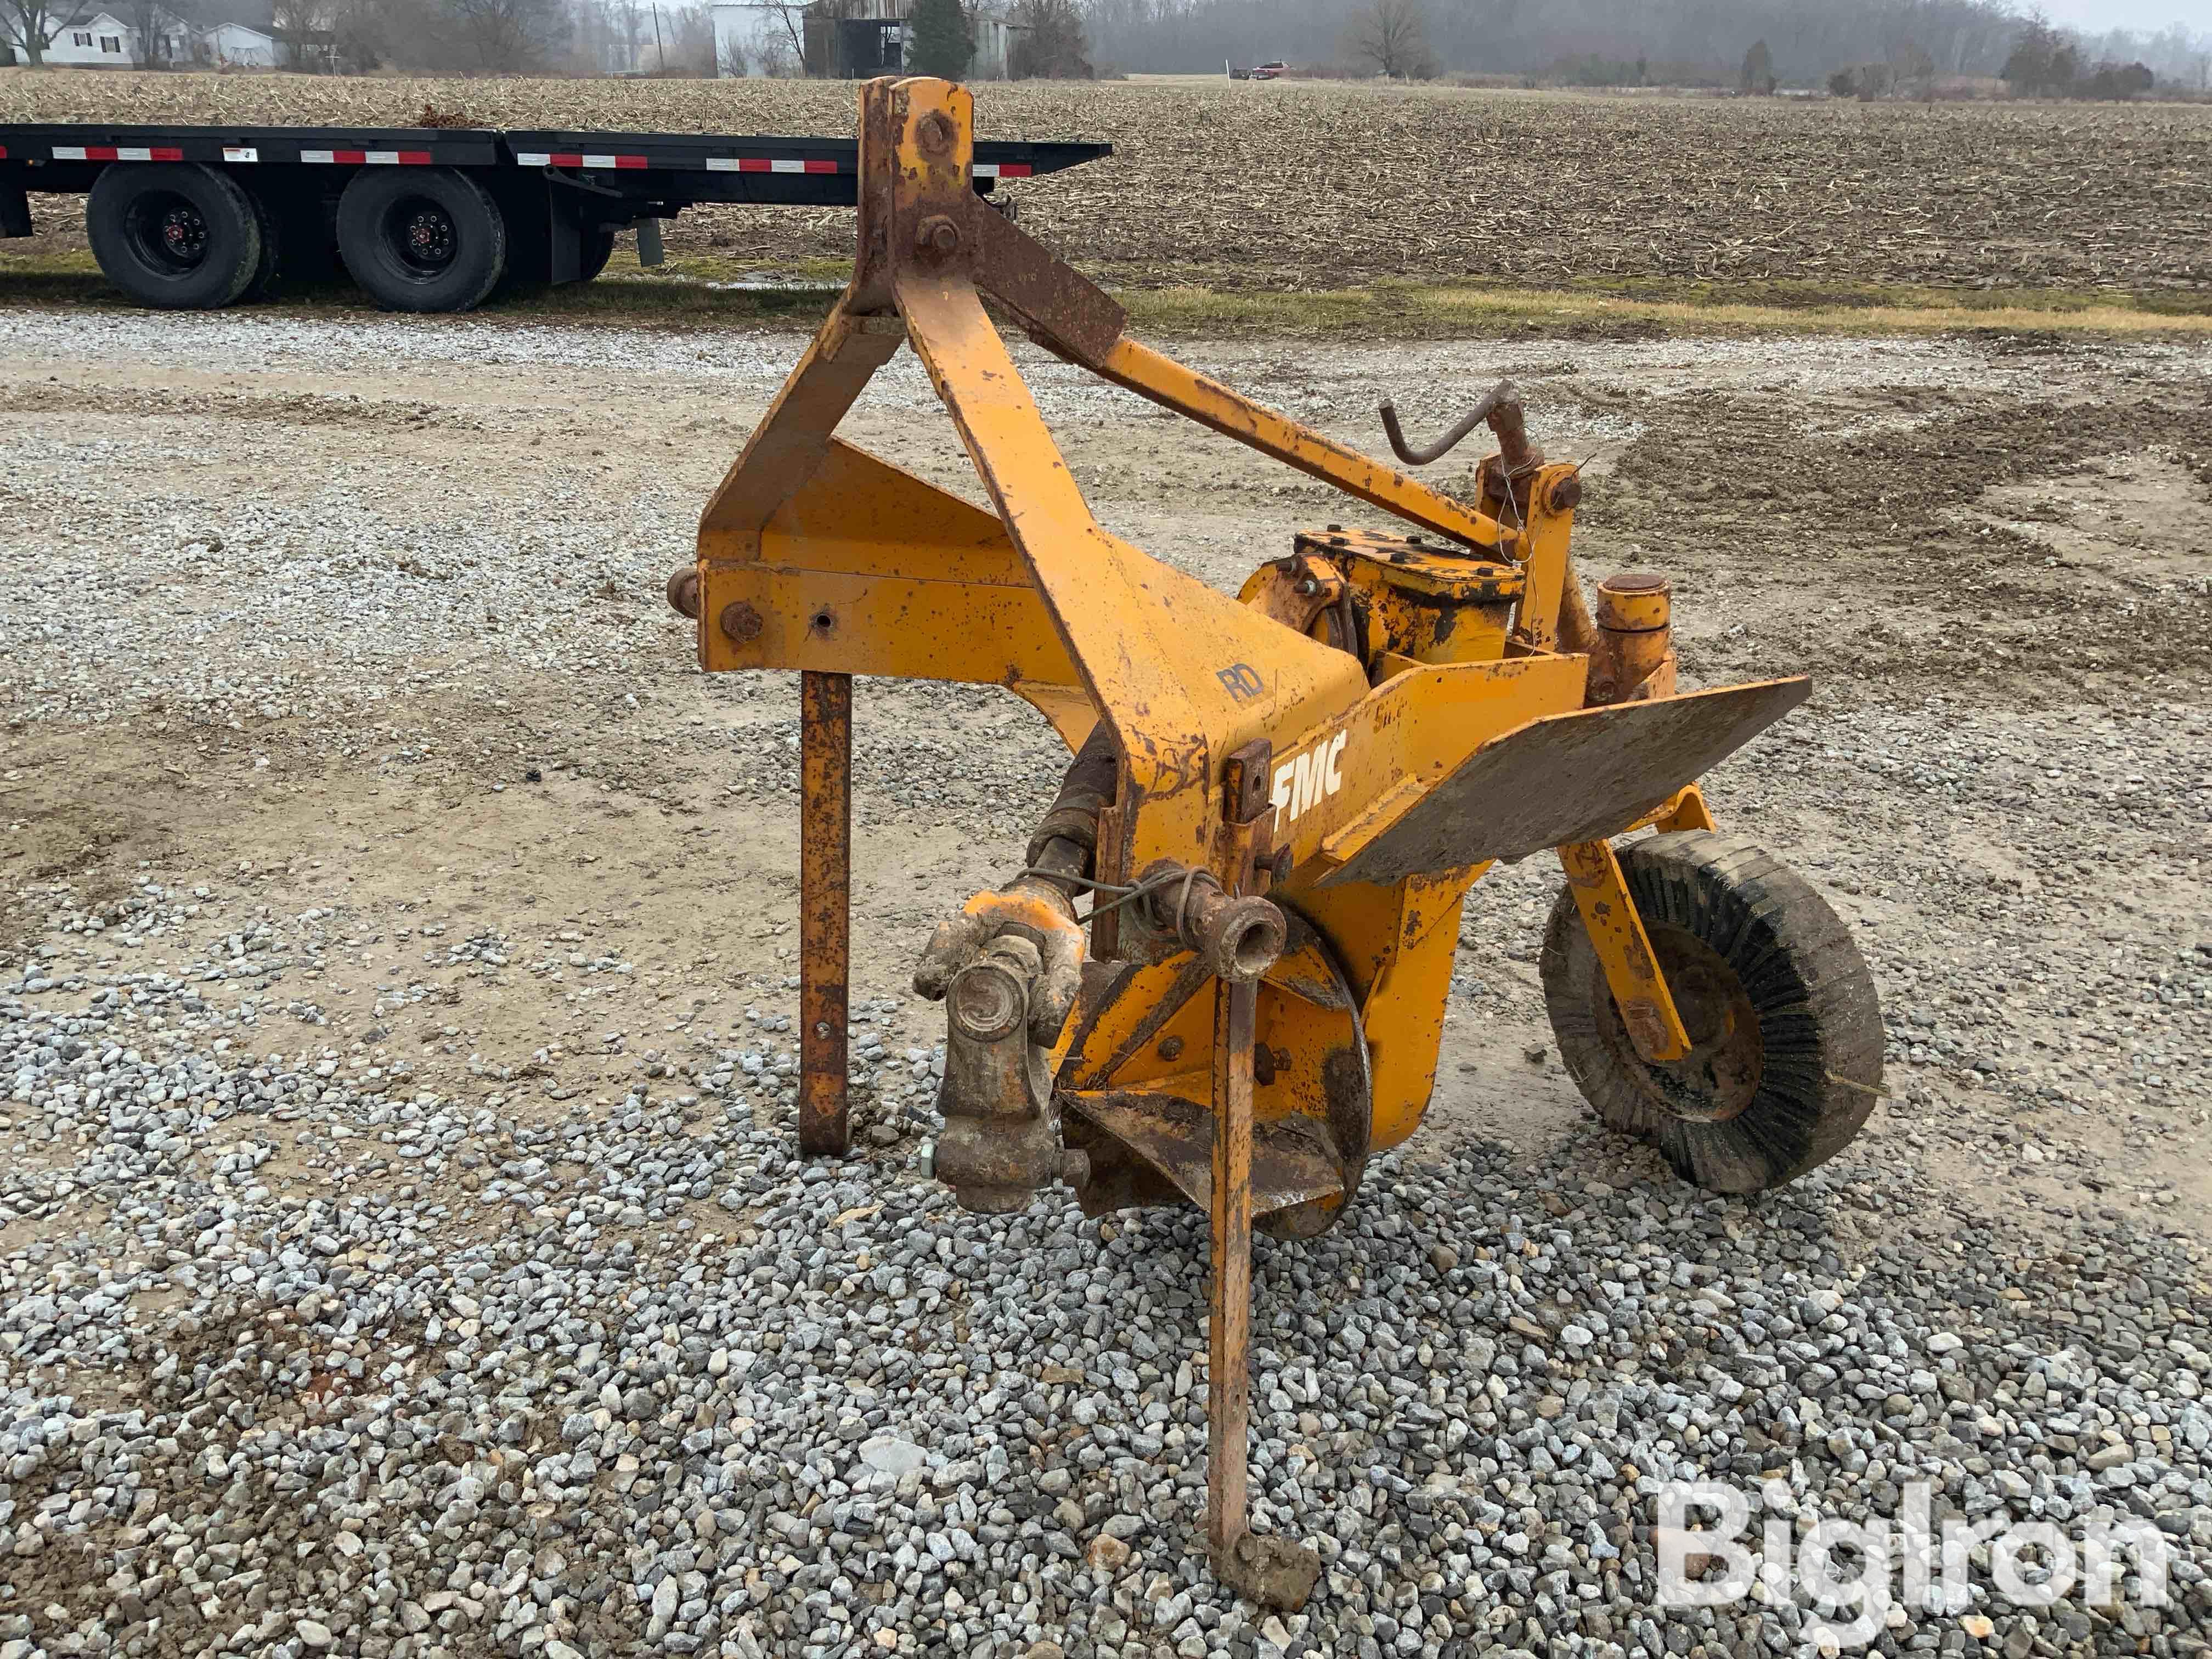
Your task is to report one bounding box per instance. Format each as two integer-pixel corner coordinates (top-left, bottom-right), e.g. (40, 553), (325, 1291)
(614, 154), (648, 170)
(551, 153), (585, 168)
(802, 159), (837, 174)
(85, 146), (119, 161)
(997, 163), (1032, 178)
(332, 150), (367, 165)
(738, 157), (771, 172)
(150, 147), (184, 161)
(398, 150), (432, 165)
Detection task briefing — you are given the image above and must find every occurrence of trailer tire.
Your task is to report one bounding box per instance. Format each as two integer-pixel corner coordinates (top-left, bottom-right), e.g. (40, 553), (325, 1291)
(578, 229), (617, 283)
(243, 187), (283, 300)
(86, 162), (264, 310)
(336, 168), (506, 313)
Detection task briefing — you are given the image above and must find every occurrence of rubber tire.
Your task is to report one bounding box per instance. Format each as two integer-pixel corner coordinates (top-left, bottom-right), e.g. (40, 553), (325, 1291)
(1540, 831), (1884, 1194)
(243, 188), (282, 301)
(336, 168), (506, 314)
(578, 229), (617, 283)
(86, 163), (263, 310)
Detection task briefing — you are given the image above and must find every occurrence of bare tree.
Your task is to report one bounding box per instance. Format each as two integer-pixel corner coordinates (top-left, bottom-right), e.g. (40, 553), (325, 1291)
(668, 2), (714, 74)
(611, 0), (644, 72)
(1009, 0), (1091, 78)
(270, 0), (334, 69)
(330, 0), (388, 71)
(443, 0), (570, 70)
(1739, 37), (1774, 93)
(120, 0), (196, 66)
(1346, 0), (1431, 80)
(1888, 38), (1936, 98)
(1, 0), (65, 64)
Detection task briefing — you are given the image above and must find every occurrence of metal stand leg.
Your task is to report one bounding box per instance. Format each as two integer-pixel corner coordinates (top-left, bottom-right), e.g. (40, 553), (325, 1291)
(798, 670), (851, 1158)
(1207, 977), (1321, 1611)
(1207, 973), (1257, 1564)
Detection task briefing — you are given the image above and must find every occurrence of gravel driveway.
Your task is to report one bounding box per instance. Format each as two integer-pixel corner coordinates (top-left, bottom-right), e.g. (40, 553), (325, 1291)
(2, 305), (2208, 1659)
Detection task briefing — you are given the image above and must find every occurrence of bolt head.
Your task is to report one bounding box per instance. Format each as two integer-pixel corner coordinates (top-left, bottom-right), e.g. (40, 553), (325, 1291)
(719, 601), (764, 645)
(915, 111), (956, 158)
(916, 214), (962, 258)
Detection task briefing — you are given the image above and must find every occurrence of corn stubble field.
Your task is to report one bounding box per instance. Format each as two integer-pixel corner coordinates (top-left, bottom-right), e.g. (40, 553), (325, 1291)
(4, 67), (2211, 297)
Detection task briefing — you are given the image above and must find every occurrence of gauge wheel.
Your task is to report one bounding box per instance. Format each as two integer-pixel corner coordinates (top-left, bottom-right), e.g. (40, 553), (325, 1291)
(86, 163), (265, 310)
(336, 167), (506, 313)
(1540, 831), (1884, 1194)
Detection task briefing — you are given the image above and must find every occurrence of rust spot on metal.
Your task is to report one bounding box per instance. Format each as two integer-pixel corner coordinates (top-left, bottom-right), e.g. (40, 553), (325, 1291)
(797, 671), (852, 1156)
(915, 110), (956, 157)
(720, 601), (763, 644)
(973, 204), (1129, 363)
(916, 214), (963, 259)
(666, 568), (700, 618)
(1157, 1034), (1185, 1061)
(1621, 999), (1668, 1057)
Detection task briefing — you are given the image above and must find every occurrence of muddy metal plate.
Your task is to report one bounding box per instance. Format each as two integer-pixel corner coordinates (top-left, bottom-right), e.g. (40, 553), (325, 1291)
(1319, 677), (1811, 887)
(1064, 1090), (1346, 1216)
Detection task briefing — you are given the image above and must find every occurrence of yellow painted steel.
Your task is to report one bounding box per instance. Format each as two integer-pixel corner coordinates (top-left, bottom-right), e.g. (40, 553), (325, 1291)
(1093, 339), (1516, 555)
(683, 71), (1731, 1195)
(1556, 838), (1694, 1063)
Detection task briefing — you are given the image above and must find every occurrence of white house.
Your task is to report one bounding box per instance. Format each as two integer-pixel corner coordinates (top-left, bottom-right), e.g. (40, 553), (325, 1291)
(42, 12), (134, 66)
(30, 12), (277, 68)
(199, 21), (276, 66)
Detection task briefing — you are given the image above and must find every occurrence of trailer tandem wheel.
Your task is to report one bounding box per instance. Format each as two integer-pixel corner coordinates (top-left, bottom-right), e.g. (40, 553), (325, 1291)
(578, 229), (617, 283)
(336, 168), (507, 313)
(86, 163), (266, 311)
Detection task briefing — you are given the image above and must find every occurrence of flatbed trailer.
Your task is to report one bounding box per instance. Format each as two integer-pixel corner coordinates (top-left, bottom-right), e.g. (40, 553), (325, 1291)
(0, 121), (1110, 314)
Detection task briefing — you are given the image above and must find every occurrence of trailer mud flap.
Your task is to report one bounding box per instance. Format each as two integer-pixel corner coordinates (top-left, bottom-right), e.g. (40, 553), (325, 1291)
(1, 182), (31, 240)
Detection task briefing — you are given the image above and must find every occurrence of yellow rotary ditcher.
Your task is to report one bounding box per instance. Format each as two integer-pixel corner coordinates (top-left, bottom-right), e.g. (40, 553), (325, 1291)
(667, 77), (1886, 1608)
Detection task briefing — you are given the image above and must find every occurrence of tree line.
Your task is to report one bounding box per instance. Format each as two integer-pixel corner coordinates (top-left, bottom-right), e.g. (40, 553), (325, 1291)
(6, 0), (2205, 91)
(1087, 0), (2208, 94)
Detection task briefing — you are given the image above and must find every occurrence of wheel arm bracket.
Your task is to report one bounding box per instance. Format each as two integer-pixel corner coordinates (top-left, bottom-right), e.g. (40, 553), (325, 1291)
(1556, 837), (1692, 1063)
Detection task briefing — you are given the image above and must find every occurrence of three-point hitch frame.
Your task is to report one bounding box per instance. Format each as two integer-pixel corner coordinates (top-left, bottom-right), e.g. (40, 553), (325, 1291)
(667, 76), (1846, 1606)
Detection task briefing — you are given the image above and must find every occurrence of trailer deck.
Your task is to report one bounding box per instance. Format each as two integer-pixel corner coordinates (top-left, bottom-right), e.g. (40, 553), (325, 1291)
(0, 121), (1110, 312)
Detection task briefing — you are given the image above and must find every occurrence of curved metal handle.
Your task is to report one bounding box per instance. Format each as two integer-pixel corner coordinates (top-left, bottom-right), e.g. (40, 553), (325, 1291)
(1379, 378), (1528, 469)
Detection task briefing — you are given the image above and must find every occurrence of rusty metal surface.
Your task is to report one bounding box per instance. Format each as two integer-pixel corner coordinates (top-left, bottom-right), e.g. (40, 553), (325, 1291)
(1557, 838), (1692, 1064)
(1096, 338), (1513, 555)
(1206, 972), (1256, 1568)
(1320, 677), (1812, 888)
(1378, 379), (1525, 468)
(974, 202), (1128, 363)
(665, 567), (699, 618)
(798, 670), (852, 1156)
(1254, 904), (1372, 1242)
(1061, 1090), (1346, 1216)
(1587, 572), (1673, 707)
(932, 935), (1070, 1211)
